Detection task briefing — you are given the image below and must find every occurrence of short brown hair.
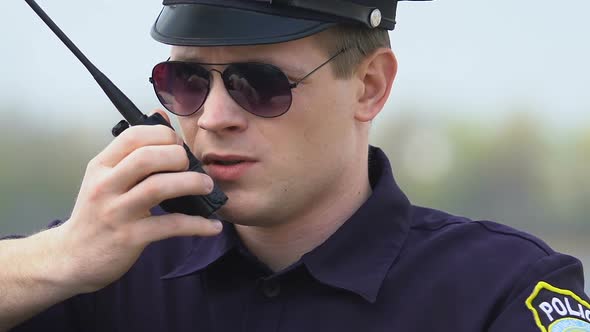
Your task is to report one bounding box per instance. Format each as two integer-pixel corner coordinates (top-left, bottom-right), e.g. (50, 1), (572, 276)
(312, 24), (391, 79)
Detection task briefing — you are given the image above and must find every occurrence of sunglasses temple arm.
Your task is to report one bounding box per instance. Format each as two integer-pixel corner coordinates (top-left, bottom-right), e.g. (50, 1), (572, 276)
(24, 0), (146, 125)
(291, 48), (347, 88)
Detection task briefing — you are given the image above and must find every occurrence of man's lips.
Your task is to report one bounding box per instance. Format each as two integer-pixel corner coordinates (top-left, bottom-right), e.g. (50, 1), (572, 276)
(202, 153), (256, 165)
(201, 153), (257, 181)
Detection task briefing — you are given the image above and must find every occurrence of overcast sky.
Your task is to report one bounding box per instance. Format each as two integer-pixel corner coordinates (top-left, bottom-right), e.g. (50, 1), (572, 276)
(1, 0), (589, 130)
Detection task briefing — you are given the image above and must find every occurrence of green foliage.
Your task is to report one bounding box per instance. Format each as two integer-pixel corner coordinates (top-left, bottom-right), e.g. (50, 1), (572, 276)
(371, 111), (590, 234)
(2, 107), (589, 237)
(0, 113), (111, 235)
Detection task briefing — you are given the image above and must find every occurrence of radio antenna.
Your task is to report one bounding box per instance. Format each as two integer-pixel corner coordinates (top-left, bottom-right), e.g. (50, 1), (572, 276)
(24, 0), (229, 216)
(24, 0), (146, 125)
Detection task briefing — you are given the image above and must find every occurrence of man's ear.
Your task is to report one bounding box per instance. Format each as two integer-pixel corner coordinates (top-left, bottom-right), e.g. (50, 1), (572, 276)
(354, 48), (397, 122)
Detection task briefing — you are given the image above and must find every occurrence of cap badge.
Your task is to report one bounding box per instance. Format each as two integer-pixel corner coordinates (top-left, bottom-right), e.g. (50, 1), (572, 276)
(369, 8), (382, 28)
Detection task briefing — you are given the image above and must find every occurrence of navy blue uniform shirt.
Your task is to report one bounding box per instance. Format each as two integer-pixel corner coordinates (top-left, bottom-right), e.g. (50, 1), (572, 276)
(9, 147), (590, 331)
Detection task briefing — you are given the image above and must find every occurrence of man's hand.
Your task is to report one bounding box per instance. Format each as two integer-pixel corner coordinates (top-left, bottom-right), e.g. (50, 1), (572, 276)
(60, 113), (222, 293)
(0, 111), (222, 330)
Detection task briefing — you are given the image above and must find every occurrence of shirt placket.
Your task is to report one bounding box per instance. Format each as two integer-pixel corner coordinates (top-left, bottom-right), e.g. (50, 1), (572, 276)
(242, 276), (286, 332)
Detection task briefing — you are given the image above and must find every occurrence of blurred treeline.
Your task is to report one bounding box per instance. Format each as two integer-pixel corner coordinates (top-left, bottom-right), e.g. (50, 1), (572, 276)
(1, 107), (588, 290)
(2, 109), (589, 236)
(0, 112), (113, 235)
(371, 109), (590, 283)
(372, 110), (590, 236)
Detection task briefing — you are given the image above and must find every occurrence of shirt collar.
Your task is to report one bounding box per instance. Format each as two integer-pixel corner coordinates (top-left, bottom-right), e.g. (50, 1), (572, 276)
(160, 146), (412, 303)
(301, 146), (411, 303)
(160, 220), (238, 279)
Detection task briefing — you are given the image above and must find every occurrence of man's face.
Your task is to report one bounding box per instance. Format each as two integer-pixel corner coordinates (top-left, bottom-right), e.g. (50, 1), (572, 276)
(171, 36), (363, 226)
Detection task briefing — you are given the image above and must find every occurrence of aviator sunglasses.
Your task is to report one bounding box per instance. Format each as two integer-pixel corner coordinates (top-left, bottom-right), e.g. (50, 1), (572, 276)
(149, 49), (347, 118)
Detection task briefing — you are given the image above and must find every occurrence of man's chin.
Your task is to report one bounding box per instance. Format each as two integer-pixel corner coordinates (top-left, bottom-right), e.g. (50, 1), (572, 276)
(215, 200), (258, 225)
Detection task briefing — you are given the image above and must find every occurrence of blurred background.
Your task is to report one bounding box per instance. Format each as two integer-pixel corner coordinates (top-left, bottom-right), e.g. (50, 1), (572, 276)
(1, 0), (588, 293)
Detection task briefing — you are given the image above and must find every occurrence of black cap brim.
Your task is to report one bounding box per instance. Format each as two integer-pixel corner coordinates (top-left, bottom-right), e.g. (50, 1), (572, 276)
(151, 4), (337, 47)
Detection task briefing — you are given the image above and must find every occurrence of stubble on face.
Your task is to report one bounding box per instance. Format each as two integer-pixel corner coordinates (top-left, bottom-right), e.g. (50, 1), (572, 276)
(172, 37), (366, 228)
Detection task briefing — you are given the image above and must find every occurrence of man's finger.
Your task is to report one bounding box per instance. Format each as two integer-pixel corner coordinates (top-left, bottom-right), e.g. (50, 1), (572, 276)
(132, 214), (223, 244)
(107, 144), (189, 192)
(118, 171), (214, 213)
(93, 124), (181, 168)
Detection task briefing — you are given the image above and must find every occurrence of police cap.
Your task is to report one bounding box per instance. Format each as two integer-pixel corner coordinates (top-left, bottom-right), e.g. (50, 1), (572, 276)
(151, 0), (430, 46)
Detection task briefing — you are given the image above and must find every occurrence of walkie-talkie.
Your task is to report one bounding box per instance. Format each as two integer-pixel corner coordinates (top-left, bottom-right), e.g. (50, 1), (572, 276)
(24, 0), (228, 217)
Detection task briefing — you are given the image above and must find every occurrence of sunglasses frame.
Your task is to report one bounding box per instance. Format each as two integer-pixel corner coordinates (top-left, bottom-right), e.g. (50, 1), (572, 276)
(149, 48), (348, 118)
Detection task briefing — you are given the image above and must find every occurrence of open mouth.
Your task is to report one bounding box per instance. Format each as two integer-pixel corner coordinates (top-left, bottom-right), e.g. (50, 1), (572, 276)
(202, 155), (256, 181)
(212, 160), (244, 166)
(203, 154), (254, 166)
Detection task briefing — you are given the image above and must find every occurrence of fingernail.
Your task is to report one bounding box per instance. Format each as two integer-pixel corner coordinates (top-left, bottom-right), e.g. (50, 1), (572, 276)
(204, 176), (214, 191)
(212, 220), (223, 230)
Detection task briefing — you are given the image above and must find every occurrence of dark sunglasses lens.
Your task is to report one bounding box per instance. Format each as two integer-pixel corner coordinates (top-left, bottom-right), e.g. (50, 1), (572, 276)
(223, 63), (292, 118)
(152, 62), (210, 116)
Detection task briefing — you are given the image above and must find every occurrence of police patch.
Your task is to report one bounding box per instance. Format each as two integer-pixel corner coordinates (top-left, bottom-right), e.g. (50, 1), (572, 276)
(526, 281), (590, 332)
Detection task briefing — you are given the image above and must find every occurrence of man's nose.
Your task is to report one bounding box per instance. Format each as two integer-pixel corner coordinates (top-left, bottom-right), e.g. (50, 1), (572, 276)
(197, 70), (249, 133)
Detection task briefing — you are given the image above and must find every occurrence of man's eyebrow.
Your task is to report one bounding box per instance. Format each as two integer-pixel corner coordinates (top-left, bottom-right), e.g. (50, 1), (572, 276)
(170, 55), (204, 62)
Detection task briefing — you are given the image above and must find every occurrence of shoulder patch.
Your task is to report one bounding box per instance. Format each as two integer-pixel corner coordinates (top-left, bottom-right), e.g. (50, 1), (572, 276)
(526, 281), (590, 332)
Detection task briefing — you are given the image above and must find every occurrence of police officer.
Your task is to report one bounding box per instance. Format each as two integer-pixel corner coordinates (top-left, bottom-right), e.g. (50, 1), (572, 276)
(1, 0), (589, 331)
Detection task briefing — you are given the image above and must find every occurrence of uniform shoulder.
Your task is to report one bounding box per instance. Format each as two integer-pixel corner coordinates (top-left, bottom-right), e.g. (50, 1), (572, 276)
(398, 206), (582, 309)
(407, 205), (555, 258)
(384, 206), (587, 331)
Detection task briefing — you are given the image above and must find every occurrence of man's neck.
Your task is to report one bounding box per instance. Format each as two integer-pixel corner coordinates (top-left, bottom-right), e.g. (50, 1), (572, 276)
(234, 161), (372, 272)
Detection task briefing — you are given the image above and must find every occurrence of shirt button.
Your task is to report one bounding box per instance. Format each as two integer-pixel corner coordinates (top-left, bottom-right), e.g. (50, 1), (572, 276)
(261, 279), (281, 298)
